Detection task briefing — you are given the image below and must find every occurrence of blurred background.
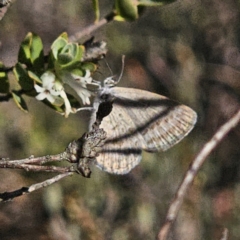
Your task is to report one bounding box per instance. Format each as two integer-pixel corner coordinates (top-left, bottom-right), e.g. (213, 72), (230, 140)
(1, 0), (240, 239)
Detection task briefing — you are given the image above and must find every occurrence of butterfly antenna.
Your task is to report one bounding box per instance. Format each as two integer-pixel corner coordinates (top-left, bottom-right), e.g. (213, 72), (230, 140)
(115, 55), (125, 85)
(104, 58), (114, 76)
(103, 56), (125, 87)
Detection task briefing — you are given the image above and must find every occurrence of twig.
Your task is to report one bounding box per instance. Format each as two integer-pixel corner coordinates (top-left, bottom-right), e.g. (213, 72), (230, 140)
(0, 152), (75, 173)
(0, 161), (75, 173)
(1, 152), (68, 165)
(158, 109), (240, 240)
(69, 12), (116, 42)
(0, 172), (73, 202)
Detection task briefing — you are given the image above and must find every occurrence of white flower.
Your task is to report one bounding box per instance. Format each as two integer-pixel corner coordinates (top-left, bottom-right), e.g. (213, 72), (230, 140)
(34, 70), (100, 117)
(62, 70), (97, 105)
(34, 72), (62, 104)
(59, 90), (75, 117)
(34, 71), (75, 117)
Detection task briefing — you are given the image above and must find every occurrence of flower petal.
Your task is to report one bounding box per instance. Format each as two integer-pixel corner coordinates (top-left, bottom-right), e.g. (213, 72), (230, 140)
(34, 84), (44, 93)
(41, 72), (55, 88)
(63, 74), (92, 105)
(60, 90), (73, 117)
(46, 94), (56, 103)
(36, 92), (48, 101)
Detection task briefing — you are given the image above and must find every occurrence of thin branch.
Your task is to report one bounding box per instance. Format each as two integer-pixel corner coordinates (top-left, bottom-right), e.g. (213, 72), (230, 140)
(158, 108), (240, 240)
(0, 172), (73, 202)
(2, 152), (68, 165)
(69, 12), (116, 42)
(0, 161), (75, 173)
(27, 172), (73, 192)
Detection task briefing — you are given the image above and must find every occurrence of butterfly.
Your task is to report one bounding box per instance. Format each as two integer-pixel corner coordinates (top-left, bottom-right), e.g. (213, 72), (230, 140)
(89, 77), (197, 175)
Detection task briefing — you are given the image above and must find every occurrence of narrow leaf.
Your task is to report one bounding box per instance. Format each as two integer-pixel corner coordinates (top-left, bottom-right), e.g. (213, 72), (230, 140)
(13, 63), (34, 91)
(30, 33), (44, 74)
(11, 91), (28, 112)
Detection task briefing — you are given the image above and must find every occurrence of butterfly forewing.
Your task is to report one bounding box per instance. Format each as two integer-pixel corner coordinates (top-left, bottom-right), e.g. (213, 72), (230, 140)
(111, 87), (197, 151)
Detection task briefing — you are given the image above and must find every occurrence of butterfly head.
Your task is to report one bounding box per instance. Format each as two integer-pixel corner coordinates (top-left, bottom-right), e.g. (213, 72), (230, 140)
(94, 55), (125, 107)
(95, 75), (119, 103)
(98, 82), (115, 103)
(103, 76), (118, 88)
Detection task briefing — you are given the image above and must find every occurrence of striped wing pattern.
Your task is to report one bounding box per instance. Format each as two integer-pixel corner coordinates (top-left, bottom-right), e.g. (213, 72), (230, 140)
(94, 87), (197, 174)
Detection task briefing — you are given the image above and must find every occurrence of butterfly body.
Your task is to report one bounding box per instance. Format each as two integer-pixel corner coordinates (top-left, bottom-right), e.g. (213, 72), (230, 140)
(91, 86), (197, 174)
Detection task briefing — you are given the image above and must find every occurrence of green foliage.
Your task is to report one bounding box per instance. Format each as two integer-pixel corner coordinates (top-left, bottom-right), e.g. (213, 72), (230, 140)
(50, 32), (84, 74)
(113, 0), (176, 21)
(11, 91), (28, 112)
(114, 0), (139, 21)
(2, 31), (101, 116)
(13, 62), (34, 92)
(14, 32), (45, 96)
(0, 62), (9, 93)
(18, 32), (44, 75)
(92, 0), (100, 22)
(81, 62), (97, 72)
(28, 70), (42, 84)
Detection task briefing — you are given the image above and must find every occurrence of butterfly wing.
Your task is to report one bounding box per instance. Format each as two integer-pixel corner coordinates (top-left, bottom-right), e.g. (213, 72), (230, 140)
(112, 87), (197, 152)
(92, 87), (197, 174)
(94, 103), (143, 174)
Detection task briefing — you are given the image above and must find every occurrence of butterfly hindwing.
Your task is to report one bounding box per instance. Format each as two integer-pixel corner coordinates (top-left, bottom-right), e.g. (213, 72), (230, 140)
(95, 104), (142, 174)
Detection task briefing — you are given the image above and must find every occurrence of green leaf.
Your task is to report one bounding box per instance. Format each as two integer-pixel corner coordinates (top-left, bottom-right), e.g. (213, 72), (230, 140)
(70, 68), (84, 77)
(58, 53), (74, 65)
(11, 91), (28, 112)
(13, 63), (34, 91)
(50, 33), (84, 72)
(81, 62), (97, 72)
(48, 52), (55, 69)
(30, 33), (44, 74)
(59, 32), (68, 41)
(57, 44), (83, 70)
(28, 70), (42, 84)
(18, 32), (44, 74)
(18, 32), (32, 67)
(92, 0), (100, 22)
(0, 70), (9, 93)
(114, 0), (138, 21)
(113, 0), (175, 21)
(51, 33), (69, 59)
